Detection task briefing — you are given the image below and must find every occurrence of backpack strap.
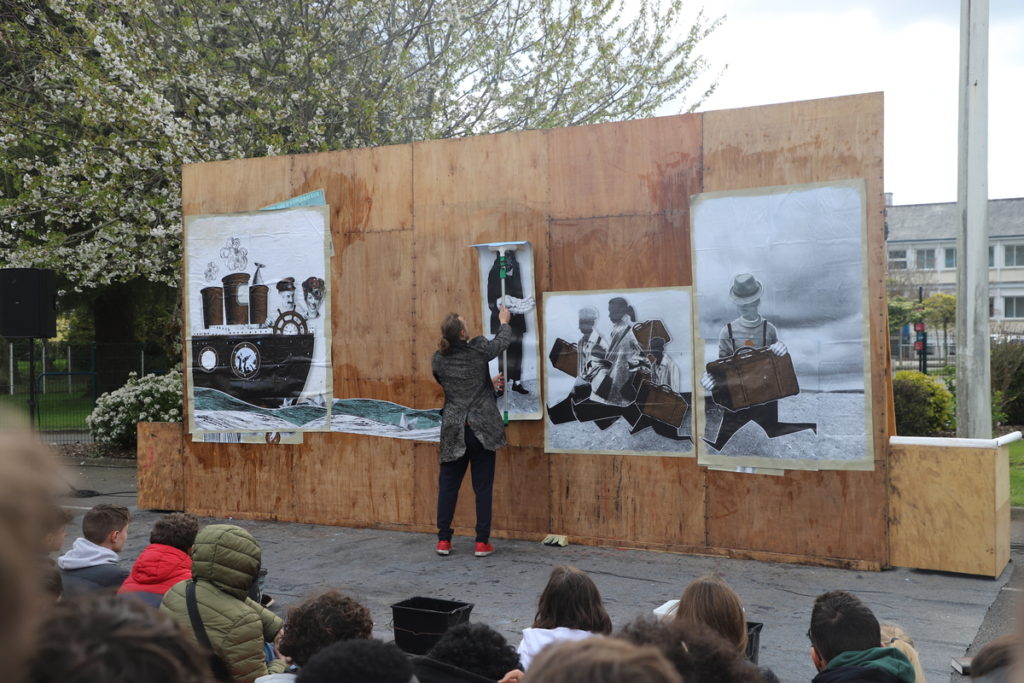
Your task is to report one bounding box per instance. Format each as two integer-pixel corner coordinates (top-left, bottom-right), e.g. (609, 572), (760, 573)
(185, 580), (213, 650)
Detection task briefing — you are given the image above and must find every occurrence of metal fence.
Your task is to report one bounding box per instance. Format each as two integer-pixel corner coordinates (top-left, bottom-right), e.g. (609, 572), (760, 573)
(0, 341), (171, 445)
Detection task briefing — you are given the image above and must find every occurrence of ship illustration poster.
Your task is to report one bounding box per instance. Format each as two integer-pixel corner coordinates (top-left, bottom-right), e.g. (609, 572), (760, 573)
(184, 206), (332, 434)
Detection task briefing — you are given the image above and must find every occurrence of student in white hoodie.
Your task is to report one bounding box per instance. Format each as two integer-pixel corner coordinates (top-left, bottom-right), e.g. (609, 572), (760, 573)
(57, 504), (130, 599)
(516, 565), (612, 671)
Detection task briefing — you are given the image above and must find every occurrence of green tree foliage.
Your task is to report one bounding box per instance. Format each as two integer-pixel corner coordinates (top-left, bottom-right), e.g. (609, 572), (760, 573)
(892, 369), (954, 436)
(991, 342), (1024, 425)
(887, 295), (919, 335)
(922, 292), (955, 357)
(0, 0), (721, 290)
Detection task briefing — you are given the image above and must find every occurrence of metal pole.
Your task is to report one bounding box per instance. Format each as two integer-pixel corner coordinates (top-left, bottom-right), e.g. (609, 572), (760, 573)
(41, 343), (46, 394)
(955, 0), (991, 437)
(7, 342), (12, 396)
(67, 346), (71, 393)
(27, 339), (36, 430)
(499, 248), (509, 425)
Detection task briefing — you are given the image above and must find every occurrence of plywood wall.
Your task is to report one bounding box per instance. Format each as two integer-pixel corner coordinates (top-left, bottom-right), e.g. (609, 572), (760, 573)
(175, 93), (890, 568)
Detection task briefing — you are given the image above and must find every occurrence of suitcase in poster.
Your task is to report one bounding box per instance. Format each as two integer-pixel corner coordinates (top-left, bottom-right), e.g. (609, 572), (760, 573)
(632, 319), (671, 350)
(635, 380), (688, 427)
(706, 347), (799, 411)
(548, 338), (579, 377)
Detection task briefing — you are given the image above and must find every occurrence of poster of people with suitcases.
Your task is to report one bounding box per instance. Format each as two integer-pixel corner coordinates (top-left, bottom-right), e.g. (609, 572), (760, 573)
(473, 241), (543, 420)
(183, 206), (333, 437)
(543, 287), (694, 456)
(690, 180), (873, 471)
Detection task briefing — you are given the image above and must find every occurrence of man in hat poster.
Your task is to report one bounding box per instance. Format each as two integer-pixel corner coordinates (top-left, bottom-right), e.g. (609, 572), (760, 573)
(699, 273), (816, 451)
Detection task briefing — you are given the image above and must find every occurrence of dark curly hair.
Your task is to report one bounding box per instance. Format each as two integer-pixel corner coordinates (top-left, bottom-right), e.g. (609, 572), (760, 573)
(149, 512), (199, 552)
(26, 593), (210, 683)
(617, 616), (763, 683)
(279, 590), (373, 666)
(297, 639), (413, 683)
(426, 622), (521, 680)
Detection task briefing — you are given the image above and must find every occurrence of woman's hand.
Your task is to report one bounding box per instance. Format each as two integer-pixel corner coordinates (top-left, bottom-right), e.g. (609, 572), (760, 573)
(492, 373), (505, 392)
(498, 304), (512, 325)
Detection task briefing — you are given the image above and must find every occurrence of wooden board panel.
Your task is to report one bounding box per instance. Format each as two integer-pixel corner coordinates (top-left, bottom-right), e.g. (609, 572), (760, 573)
(705, 468), (886, 561)
(548, 453), (705, 546)
(889, 443), (1009, 577)
(182, 155), (294, 215)
(183, 442), (296, 520)
(548, 114), (702, 219)
(136, 422), (184, 510)
(549, 213), (692, 291)
(333, 230), (416, 405)
(701, 93), (889, 565)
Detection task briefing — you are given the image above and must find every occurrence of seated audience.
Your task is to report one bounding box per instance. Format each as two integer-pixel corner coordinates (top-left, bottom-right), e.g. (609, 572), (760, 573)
(119, 512), (199, 607)
(414, 622), (522, 683)
(57, 503), (131, 598)
(25, 592), (212, 683)
(517, 565), (612, 670)
(297, 639), (416, 683)
(969, 634), (1014, 683)
(879, 623), (925, 683)
(257, 590), (374, 682)
(522, 637), (682, 683)
(161, 524), (287, 682)
(618, 616), (763, 683)
(809, 591), (915, 683)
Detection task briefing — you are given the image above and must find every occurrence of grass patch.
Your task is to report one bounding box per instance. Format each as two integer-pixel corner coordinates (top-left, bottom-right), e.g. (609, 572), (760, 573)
(0, 393), (94, 431)
(1010, 440), (1024, 507)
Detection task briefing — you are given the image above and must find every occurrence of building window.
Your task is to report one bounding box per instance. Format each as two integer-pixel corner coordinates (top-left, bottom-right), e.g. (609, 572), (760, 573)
(945, 247), (956, 269)
(1005, 297), (1024, 319)
(915, 248), (936, 270)
(888, 249), (907, 270)
(990, 245), (995, 267)
(1005, 245), (1024, 267)
(991, 297), (996, 317)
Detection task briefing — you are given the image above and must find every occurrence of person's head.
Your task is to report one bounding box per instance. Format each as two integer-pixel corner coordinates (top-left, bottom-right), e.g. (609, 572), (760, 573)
(190, 524), (261, 592)
(649, 336), (667, 364)
(608, 297), (635, 325)
(302, 276), (325, 316)
(438, 312), (468, 355)
(426, 622), (521, 680)
(149, 512), (199, 553)
(971, 634), (1015, 681)
(44, 504), (73, 553)
(297, 639), (415, 683)
(82, 503), (130, 552)
(525, 637), (682, 683)
(618, 616), (763, 683)
(809, 591), (881, 670)
(729, 274), (762, 320)
(532, 565), (612, 635)
(578, 306), (599, 335)
(279, 590), (373, 667)
(26, 593), (210, 683)
(879, 623), (925, 683)
(674, 574), (748, 654)
(277, 277), (297, 307)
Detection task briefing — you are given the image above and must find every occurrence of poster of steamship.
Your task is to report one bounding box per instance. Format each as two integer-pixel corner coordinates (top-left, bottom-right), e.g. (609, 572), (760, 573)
(184, 206), (332, 434)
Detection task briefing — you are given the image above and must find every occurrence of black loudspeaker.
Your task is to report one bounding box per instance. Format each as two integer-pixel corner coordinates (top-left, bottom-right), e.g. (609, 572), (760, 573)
(0, 268), (57, 339)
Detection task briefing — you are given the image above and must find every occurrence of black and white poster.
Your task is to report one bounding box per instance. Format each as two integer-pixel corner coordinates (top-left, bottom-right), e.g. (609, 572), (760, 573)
(691, 180), (873, 470)
(543, 288), (694, 456)
(473, 241), (542, 420)
(184, 206), (332, 434)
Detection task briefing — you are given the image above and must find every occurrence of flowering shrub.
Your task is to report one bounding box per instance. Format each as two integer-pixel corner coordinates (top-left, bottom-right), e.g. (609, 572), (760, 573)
(87, 370), (182, 447)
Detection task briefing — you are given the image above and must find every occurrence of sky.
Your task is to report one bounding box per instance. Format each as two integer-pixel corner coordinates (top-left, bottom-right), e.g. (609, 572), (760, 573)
(663, 0), (1024, 206)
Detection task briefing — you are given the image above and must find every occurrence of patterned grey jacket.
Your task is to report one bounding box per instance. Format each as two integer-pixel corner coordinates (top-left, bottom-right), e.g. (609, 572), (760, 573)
(432, 324), (512, 463)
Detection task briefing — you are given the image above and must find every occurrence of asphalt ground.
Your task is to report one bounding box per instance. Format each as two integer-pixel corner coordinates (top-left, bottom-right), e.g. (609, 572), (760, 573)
(57, 456), (1020, 683)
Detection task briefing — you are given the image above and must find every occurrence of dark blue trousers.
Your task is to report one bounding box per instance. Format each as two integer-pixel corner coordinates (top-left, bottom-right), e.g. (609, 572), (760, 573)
(437, 426), (495, 543)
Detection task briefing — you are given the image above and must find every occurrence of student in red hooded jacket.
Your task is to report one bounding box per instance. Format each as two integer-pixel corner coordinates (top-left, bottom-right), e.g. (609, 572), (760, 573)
(119, 512), (198, 608)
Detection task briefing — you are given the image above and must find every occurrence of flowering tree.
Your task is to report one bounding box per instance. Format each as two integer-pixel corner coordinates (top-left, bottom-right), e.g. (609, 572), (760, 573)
(0, 0), (720, 290)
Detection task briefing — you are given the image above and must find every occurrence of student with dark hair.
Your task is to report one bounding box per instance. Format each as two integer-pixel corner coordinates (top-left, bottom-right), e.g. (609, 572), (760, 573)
(618, 616), (763, 683)
(414, 622), (522, 683)
(257, 590), (374, 681)
(809, 591), (915, 683)
(57, 503), (131, 598)
(516, 565), (612, 670)
(119, 512), (200, 607)
(297, 639), (416, 683)
(26, 592), (213, 683)
(524, 637), (682, 683)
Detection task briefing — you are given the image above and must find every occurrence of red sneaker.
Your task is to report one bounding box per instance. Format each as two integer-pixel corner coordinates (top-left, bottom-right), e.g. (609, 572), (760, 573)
(474, 542), (494, 557)
(436, 540), (452, 556)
